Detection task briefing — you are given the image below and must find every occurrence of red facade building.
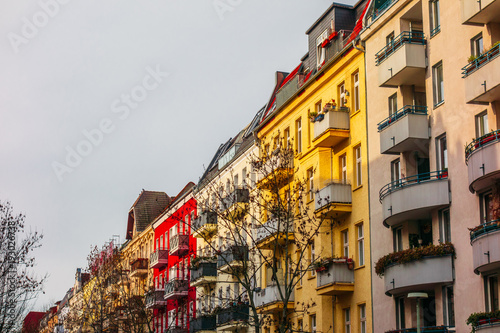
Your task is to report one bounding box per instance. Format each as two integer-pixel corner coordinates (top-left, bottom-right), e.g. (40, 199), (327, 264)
(148, 182), (197, 333)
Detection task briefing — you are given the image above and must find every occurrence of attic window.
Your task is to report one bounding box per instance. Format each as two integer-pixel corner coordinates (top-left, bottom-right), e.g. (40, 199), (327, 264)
(316, 29), (329, 68)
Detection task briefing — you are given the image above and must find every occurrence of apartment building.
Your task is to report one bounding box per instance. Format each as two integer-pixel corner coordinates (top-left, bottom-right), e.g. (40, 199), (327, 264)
(149, 183), (197, 333)
(361, 0), (500, 331)
(255, 2), (371, 333)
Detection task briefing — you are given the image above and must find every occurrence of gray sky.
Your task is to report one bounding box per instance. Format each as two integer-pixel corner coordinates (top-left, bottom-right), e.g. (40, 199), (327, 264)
(0, 0), (355, 309)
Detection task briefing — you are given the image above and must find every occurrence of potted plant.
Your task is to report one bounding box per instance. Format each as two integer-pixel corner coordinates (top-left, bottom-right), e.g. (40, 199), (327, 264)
(467, 311), (500, 332)
(309, 111), (318, 122)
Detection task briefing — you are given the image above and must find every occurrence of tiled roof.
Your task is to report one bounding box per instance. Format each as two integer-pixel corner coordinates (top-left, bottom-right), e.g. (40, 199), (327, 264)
(126, 190), (171, 239)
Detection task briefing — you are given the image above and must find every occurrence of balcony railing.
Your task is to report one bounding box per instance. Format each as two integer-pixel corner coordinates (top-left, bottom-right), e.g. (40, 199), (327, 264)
(471, 219), (500, 274)
(129, 258), (148, 278)
(377, 105), (427, 131)
(190, 315), (217, 333)
(192, 211), (217, 238)
(170, 234), (190, 257)
(466, 130), (500, 193)
(377, 105), (429, 154)
(164, 278), (189, 300)
(217, 305), (249, 327)
(368, 0), (398, 24)
(150, 248), (168, 269)
(463, 44), (500, 78)
(380, 171), (450, 226)
(375, 31), (426, 65)
(255, 217), (294, 247)
(190, 261), (217, 286)
(221, 188), (250, 213)
(217, 246), (249, 271)
(145, 289), (167, 309)
(257, 150), (294, 190)
(385, 326), (456, 333)
(254, 282), (294, 313)
(315, 181), (352, 214)
(312, 109), (350, 147)
(316, 260), (355, 295)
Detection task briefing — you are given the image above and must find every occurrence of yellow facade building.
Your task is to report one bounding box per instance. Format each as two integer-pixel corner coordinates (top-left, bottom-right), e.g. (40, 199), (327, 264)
(256, 2), (371, 332)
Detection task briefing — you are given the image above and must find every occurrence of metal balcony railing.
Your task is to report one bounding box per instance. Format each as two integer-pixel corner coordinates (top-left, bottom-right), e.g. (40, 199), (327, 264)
(462, 43), (500, 77)
(375, 31), (426, 65)
(217, 246), (249, 268)
(379, 170), (448, 202)
(377, 105), (428, 131)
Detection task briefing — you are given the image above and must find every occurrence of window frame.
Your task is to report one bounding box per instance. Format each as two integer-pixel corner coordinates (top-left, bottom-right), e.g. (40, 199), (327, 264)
(355, 145), (362, 187)
(357, 223), (365, 266)
(388, 93), (398, 116)
(296, 118), (302, 154)
(353, 71), (360, 111)
(344, 308), (351, 333)
(342, 230), (349, 258)
(471, 33), (484, 57)
(432, 61), (444, 106)
(436, 134), (448, 171)
(359, 304), (367, 333)
(429, 0), (440, 36)
(475, 111), (489, 138)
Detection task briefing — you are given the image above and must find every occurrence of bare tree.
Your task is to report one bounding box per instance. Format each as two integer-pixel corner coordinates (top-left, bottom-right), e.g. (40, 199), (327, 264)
(192, 141), (334, 333)
(0, 201), (45, 333)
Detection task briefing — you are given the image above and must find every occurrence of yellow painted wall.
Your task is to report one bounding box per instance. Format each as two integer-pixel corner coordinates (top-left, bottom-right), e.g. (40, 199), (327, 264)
(257, 46), (372, 333)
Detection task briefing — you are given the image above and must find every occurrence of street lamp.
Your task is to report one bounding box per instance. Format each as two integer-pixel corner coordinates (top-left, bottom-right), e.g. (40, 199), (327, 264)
(408, 292), (428, 333)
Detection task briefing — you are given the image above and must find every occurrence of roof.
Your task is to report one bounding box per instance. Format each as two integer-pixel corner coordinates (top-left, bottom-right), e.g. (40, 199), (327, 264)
(126, 190), (171, 239)
(305, 2), (354, 35)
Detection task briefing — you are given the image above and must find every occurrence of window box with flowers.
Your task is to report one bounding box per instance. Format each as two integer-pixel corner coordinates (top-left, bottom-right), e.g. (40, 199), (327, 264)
(467, 311), (500, 333)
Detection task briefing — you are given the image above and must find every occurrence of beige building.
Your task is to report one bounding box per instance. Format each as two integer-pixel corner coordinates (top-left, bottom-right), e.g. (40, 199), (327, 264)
(361, 0), (500, 331)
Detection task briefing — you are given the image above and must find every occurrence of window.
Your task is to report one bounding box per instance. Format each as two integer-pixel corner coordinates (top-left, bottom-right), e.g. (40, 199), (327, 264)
(298, 319), (303, 333)
(339, 83), (346, 107)
(316, 30), (328, 68)
(485, 275), (499, 311)
(386, 32), (395, 46)
(357, 223), (364, 266)
(433, 62), (444, 106)
(340, 154), (347, 183)
(393, 227), (403, 252)
(355, 146), (362, 186)
(481, 191), (493, 223)
(395, 297), (405, 329)
(476, 111), (489, 138)
(296, 118), (302, 154)
(388, 93), (398, 116)
(242, 168), (247, 188)
(440, 209), (451, 243)
(308, 168), (314, 201)
(344, 308), (351, 333)
(429, 0), (440, 36)
(442, 285), (455, 326)
(436, 134), (448, 171)
(353, 72), (360, 111)
(315, 101), (322, 115)
(342, 230), (349, 257)
(471, 33), (484, 57)
(359, 304), (367, 333)
(391, 158), (401, 186)
(310, 314), (317, 333)
(310, 242), (316, 276)
(284, 127), (291, 149)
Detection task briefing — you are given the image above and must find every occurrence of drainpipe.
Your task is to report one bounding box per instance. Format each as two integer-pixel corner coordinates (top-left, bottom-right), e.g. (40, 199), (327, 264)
(352, 40), (365, 53)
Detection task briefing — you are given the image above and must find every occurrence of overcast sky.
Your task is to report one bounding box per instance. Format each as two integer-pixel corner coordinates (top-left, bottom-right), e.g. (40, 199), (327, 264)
(0, 0), (356, 309)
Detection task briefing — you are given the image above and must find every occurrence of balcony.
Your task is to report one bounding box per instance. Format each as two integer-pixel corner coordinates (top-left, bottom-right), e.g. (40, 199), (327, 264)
(254, 282), (294, 314)
(384, 255), (454, 295)
(380, 171), (450, 227)
(466, 131), (500, 193)
(166, 326), (188, 333)
(255, 216), (294, 249)
(377, 105), (429, 154)
(376, 31), (426, 87)
(312, 109), (350, 148)
(463, 44), (500, 104)
(316, 259), (355, 296)
(217, 246), (249, 274)
(150, 248), (168, 269)
(221, 188), (250, 218)
(470, 220), (500, 274)
(190, 260), (217, 287)
(462, 0), (500, 24)
(190, 315), (216, 333)
(170, 234), (190, 257)
(257, 149), (294, 190)
(216, 305), (249, 330)
(192, 211), (217, 238)
(385, 326), (456, 333)
(164, 278), (189, 300)
(129, 258), (148, 278)
(145, 289), (167, 309)
(315, 181), (352, 217)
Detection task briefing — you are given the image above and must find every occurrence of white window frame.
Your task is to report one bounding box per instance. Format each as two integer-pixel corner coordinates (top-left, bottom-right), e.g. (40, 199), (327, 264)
(359, 304), (367, 333)
(311, 314), (317, 333)
(344, 308), (351, 333)
(339, 83), (346, 107)
(476, 111), (489, 138)
(357, 223), (364, 266)
(355, 146), (362, 187)
(353, 72), (360, 111)
(316, 30), (328, 68)
(436, 134), (448, 171)
(311, 242), (316, 276)
(388, 93), (398, 116)
(296, 118), (302, 154)
(429, 0), (440, 35)
(342, 230), (349, 258)
(308, 168), (314, 201)
(433, 61), (444, 106)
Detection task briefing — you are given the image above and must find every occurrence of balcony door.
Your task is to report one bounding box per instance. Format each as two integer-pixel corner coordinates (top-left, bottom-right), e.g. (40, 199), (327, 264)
(422, 294), (437, 327)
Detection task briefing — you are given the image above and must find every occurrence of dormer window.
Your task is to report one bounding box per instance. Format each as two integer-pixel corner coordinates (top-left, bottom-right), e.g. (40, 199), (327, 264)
(316, 29), (329, 68)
